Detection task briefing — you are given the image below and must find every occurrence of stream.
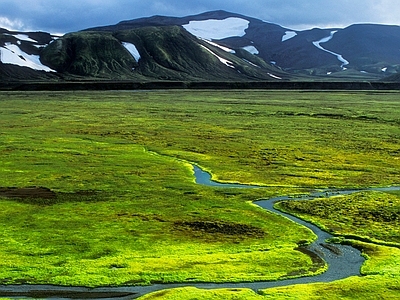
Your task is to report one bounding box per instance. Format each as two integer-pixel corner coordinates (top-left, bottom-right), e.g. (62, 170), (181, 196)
(1, 165), (399, 299)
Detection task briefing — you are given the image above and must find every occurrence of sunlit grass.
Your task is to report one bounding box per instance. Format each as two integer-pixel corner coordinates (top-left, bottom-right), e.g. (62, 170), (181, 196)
(138, 241), (400, 299)
(137, 200), (400, 299)
(276, 191), (400, 245)
(138, 287), (264, 300)
(0, 90), (399, 291)
(258, 243), (400, 299)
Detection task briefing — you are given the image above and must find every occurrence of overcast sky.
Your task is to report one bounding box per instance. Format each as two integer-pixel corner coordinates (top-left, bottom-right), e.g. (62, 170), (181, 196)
(1, 0), (399, 33)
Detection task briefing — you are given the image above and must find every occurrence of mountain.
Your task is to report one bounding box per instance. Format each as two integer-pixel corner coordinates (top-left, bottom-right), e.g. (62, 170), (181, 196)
(1, 10), (400, 82)
(0, 29), (60, 81)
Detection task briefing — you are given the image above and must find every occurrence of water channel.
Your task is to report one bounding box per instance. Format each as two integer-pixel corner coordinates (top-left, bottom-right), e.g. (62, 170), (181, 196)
(1, 165), (399, 299)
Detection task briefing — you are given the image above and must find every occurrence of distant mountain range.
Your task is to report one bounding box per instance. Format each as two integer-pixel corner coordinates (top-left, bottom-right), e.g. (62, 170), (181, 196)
(1, 10), (400, 82)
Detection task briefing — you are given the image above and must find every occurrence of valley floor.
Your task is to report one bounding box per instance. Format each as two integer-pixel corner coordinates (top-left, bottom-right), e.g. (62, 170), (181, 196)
(0, 90), (398, 299)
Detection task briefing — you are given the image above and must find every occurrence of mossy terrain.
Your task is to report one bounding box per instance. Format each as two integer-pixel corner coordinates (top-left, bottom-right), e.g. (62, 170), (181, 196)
(139, 240), (400, 299)
(138, 287), (265, 300)
(276, 191), (400, 244)
(41, 31), (138, 78)
(0, 90), (399, 297)
(252, 191), (400, 299)
(138, 198), (400, 299)
(256, 242), (400, 299)
(0, 141), (310, 286)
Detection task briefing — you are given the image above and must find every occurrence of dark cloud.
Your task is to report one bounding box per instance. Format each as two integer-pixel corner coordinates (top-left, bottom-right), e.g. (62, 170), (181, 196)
(0, 0), (399, 33)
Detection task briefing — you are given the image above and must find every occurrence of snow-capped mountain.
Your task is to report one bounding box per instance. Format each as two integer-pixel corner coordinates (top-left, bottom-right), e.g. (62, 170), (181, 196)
(0, 33), (54, 72)
(2, 10), (400, 82)
(0, 29), (60, 80)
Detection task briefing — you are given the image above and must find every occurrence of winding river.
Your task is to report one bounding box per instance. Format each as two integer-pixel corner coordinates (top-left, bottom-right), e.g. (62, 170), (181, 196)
(1, 165), (399, 299)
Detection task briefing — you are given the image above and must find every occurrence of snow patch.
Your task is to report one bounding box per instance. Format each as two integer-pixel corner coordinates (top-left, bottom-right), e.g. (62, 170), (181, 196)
(183, 17), (249, 40)
(242, 59), (259, 68)
(5, 33), (37, 43)
(0, 43), (55, 72)
(201, 45), (235, 68)
(203, 39), (235, 53)
(13, 34), (37, 43)
(313, 31), (349, 69)
(243, 45), (259, 55)
(313, 31), (336, 45)
(282, 31), (297, 42)
(268, 73), (282, 80)
(122, 42), (141, 61)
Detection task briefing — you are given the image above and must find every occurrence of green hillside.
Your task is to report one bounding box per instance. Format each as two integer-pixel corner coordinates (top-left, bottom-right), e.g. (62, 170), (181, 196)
(38, 26), (287, 81)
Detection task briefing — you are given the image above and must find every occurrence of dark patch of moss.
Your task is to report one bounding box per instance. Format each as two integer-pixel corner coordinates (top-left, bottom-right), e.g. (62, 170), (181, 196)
(0, 187), (100, 206)
(174, 220), (265, 238)
(0, 187), (56, 199)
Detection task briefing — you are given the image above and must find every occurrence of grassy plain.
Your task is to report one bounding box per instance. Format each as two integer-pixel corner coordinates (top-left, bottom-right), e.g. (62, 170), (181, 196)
(139, 242), (400, 300)
(276, 191), (400, 245)
(0, 90), (399, 297)
(256, 183), (400, 299)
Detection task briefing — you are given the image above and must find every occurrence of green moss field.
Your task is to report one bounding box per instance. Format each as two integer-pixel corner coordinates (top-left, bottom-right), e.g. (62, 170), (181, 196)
(0, 90), (399, 298)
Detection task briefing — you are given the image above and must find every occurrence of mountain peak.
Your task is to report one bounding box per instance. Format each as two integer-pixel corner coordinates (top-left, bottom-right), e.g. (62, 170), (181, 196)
(87, 10), (248, 32)
(184, 10), (245, 20)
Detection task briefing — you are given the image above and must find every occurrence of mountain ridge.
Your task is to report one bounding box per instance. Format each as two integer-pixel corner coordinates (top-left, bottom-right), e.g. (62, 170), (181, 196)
(1, 10), (400, 82)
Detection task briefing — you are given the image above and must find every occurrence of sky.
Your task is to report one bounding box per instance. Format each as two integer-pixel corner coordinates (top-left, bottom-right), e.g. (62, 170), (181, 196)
(1, 0), (400, 33)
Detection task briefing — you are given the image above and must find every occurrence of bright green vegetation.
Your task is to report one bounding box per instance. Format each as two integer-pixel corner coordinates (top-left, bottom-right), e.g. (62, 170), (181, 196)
(139, 241), (400, 299)
(0, 142), (311, 286)
(276, 191), (400, 245)
(138, 242), (400, 299)
(48, 89), (400, 188)
(138, 193), (400, 299)
(253, 192), (400, 299)
(256, 241), (400, 299)
(138, 287), (265, 300)
(0, 90), (399, 294)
